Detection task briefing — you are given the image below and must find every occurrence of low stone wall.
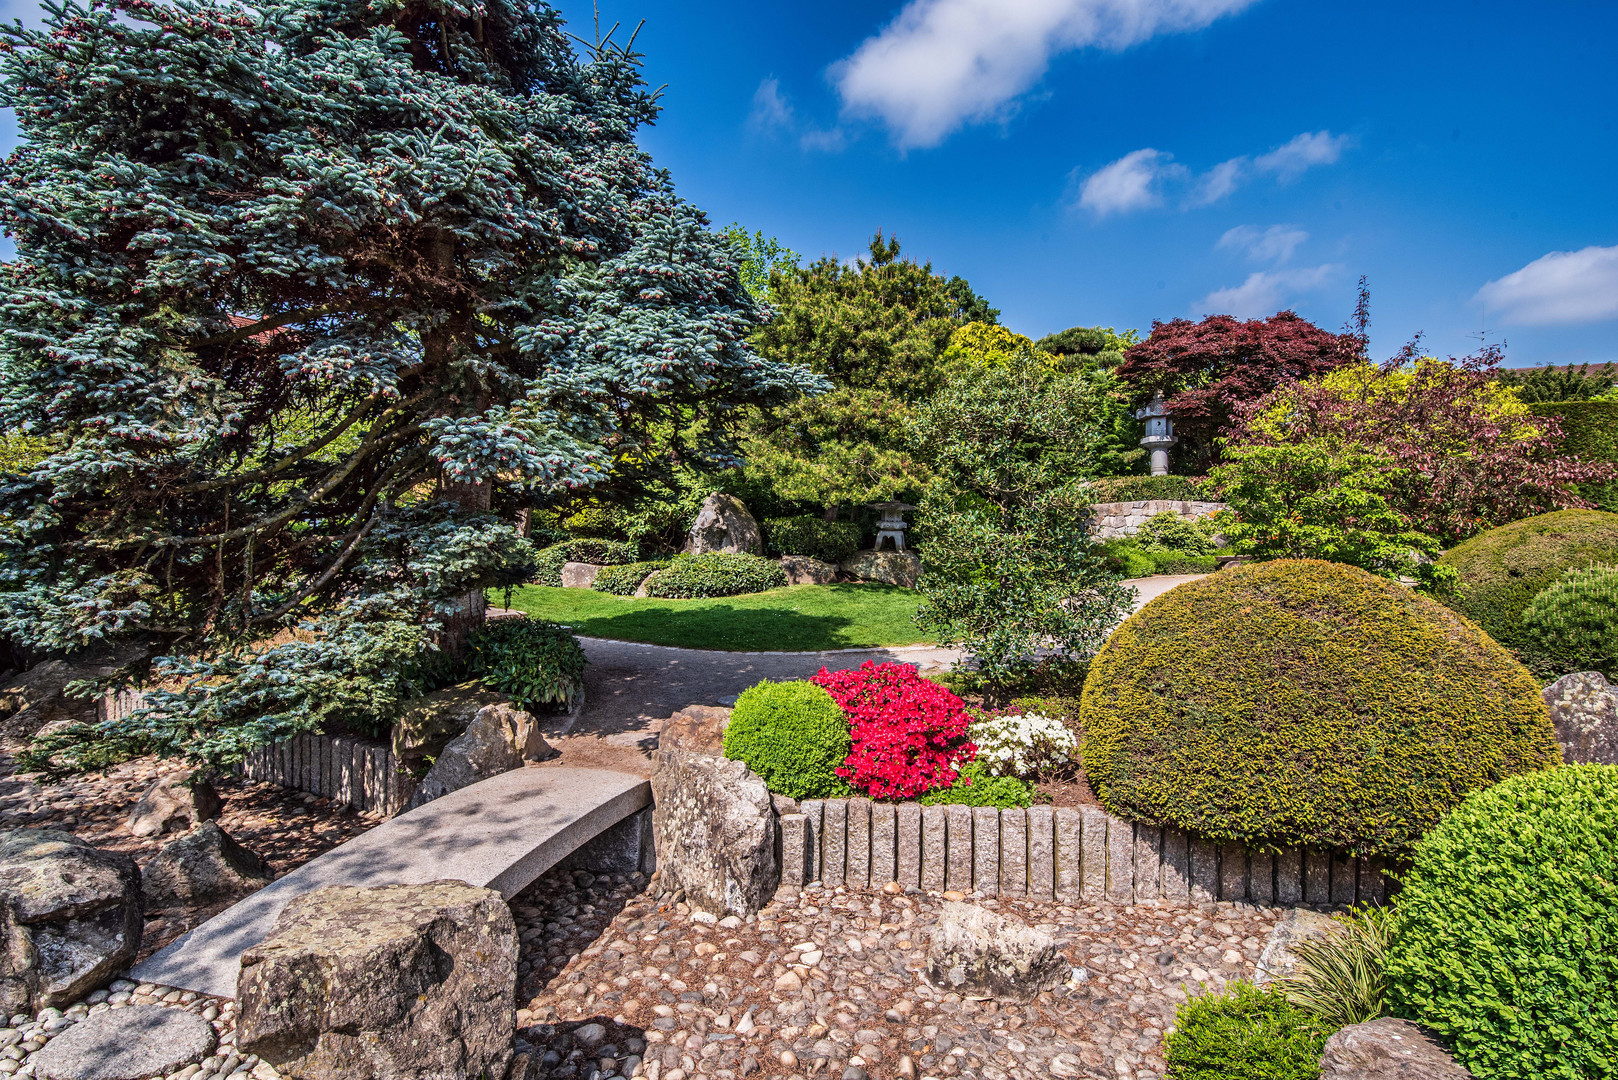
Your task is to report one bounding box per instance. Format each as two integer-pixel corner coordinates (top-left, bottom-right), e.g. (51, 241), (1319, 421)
(239, 733), (416, 817)
(1089, 500), (1227, 540)
(778, 799), (1388, 908)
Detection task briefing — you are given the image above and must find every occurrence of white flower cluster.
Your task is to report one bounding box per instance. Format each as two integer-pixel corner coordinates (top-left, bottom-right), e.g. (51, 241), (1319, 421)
(967, 711), (1078, 778)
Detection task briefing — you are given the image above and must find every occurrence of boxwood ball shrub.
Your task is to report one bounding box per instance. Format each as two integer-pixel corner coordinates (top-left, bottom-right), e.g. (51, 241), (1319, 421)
(764, 515), (863, 563)
(1387, 765), (1618, 1080)
(1080, 559), (1561, 856)
(642, 552), (788, 598)
(722, 680), (852, 799)
(590, 560), (670, 596)
(1436, 508), (1618, 648)
(1163, 982), (1332, 1080)
(467, 618), (587, 713)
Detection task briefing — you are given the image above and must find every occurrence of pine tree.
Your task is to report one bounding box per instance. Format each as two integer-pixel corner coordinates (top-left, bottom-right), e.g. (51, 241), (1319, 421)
(0, 0), (815, 764)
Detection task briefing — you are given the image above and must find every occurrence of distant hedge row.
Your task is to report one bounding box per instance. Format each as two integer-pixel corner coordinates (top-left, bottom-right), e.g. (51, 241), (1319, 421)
(1534, 400), (1618, 510)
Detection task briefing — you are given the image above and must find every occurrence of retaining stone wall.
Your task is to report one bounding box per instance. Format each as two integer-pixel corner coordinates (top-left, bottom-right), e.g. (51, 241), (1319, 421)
(1088, 500), (1227, 540)
(778, 799), (1388, 908)
(239, 733), (415, 817)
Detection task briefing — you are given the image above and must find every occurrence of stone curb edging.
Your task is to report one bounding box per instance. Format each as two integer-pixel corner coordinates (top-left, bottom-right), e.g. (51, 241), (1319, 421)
(777, 799), (1389, 908)
(239, 734), (414, 817)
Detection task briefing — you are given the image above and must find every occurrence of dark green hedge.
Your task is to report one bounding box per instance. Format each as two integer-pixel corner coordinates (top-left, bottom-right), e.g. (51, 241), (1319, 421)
(1080, 559), (1561, 856)
(1435, 509), (1618, 649)
(531, 539), (642, 586)
(1535, 401), (1618, 510)
(641, 552), (788, 598)
(590, 560), (669, 596)
(763, 515), (863, 563)
(723, 680), (851, 799)
(1086, 475), (1214, 503)
(1388, 765), (1618, 1080)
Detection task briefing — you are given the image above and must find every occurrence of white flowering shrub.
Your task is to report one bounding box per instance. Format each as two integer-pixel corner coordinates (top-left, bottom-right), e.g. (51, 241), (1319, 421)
(967, 711), (1078, 778)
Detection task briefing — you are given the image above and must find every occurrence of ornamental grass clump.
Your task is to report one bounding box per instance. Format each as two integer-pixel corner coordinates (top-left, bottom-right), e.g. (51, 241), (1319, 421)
(1386, 765), (1618, 1080)
(722, 680), (852, 800)
(1276, 906), (1393, 1029)
(812, 661), (975, 800)
(1080, 559), (1561, 856)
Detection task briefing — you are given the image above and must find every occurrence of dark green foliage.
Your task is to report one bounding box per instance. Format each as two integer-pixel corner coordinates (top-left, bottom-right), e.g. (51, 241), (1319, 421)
(764, 516), (863, 562)
(1136, 512), (1218, 555)
(467, 618), (586, 714)
(1164, 982), (1334, 1080)
(1520, 565), (1618, 679)
(1081, 560), (1562, 856)
(590, 560), (669, 596)
(722, 680), (851, 799)
(1034, 325), (1136, 365)
(532, 539), (642, 586)
(1387, 765), (1618, 1080)
(641, 553), (787, 599)
(1502, 363), (1616, 403)
(1531, 401), (1618, 510)
(1102, 539), (1219, 578)
(1436, 510), (1618, 648)
(917, 761), (1034, 808)
(1086, 476), (1214, 503)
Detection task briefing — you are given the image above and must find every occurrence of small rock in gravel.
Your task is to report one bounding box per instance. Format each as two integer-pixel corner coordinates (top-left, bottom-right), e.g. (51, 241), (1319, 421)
(32, 1005), (215, 1080)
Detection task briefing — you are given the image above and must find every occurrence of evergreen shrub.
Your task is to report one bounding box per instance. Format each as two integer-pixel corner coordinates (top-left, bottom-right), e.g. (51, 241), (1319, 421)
(917, 761), (1034, 808)
(1135, 511), (1219, 555)
(1163, 982), (1333, 1080)
(1520, 564), (1618, 679)
(642, 552), (787, 598)
(467, 618), (586, 713)
(1080, 559), (1561, 856)
(1436, 509), (1618, 647)
(763, 515), (863, 563)
(532, 539), (643, 586)
(590, 560), (670, 596)
(1387, 765), (1618, 1080)
(722, 680), (851, 799)
(1086, 475), (1213, 503)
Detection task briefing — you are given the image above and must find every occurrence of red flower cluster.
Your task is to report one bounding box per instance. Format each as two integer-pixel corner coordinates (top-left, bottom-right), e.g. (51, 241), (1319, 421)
(812, 661), (976, 800)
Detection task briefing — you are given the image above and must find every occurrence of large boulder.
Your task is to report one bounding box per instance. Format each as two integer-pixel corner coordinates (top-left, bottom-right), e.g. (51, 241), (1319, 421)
(1253, 907), (1342, 985)
(780, 555), (837, 586)
(0, 642), (151, 741)
(839, 549), (922, 588)
(683, 494), (762, 556)
(391, 682), (507, 776)
(0, 830), (142, 1011)
(237, 881), (518, 1080)
(925, 901), (1067, 1002)
(1319, 1017), (1472, 1078)
(648, 750), (777, 915)
(657, 705), (732, 755)
(1543, 670), (1618, 765)
(560, 562), (603, 589)
(407, 703), (553, 810)
(141, 822), (273, 908)
(126, 771), (222, 838)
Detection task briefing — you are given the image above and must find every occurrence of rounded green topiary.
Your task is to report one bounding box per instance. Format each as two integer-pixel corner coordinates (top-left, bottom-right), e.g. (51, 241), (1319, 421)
(1435, 509), (1618, 648)
(1080, 559), (1561, 856)
(1387, 765), (1618, 1080)
(722, 680), (851, 799)
(1519, 564), (1618, 679)
(642, 552), (788, 599)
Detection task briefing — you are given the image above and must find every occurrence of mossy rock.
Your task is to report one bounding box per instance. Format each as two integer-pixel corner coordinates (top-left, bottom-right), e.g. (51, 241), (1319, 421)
(1079, 559), (1560, 856)
(1435, 509), (1618, 649)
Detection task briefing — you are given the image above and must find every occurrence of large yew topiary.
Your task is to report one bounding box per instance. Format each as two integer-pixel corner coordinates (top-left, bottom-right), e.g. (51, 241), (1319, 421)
(1080, 559), (1560, 856)
(1435, 509), (1618, 648)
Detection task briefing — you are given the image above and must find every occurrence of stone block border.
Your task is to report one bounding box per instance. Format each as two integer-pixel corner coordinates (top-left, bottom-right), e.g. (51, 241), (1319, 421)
(778, 799), (1389, 907)
(239, 733), (416, 817)
(1088, 500), (1227, 540)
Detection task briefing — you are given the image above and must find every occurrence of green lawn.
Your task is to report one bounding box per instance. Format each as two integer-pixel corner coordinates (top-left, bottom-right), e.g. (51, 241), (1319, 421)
(494, 582), (936, 651)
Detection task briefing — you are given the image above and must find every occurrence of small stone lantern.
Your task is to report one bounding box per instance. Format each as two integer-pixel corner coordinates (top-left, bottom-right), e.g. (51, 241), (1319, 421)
(872, 500), (916, 552)
(1135, 393), (1177, 477)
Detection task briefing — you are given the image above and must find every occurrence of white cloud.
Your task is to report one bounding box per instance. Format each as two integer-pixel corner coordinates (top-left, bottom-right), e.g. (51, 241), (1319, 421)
(832, 0), (1260, 148)
(749, 78), (795, 132)
(1190, 157), (1246, 206)
(1076, 148), (1183, 217)
(1219, 224), (1309, 264)
(1197, 264), (1340, 319)
(800, 128), (848, 153)
(1475, 245), (1618, 326)
(1253, 130), (1352, 182)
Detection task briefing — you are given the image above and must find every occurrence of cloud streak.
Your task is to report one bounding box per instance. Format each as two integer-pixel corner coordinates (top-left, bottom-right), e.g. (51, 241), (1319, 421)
(1197, 264), (1341, 319)
(832, 0), (1260, 148)
(1476, 245), (1618, 326)
(1219, 224), (1310, 264)
(1076, 131), (1351, 217)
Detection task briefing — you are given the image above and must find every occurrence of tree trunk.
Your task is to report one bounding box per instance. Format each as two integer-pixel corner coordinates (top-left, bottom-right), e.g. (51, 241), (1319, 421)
(439, 473), (490, 657)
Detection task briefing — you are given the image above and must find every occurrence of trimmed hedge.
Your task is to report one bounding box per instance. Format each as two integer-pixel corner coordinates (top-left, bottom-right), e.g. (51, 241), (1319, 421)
(1387, 765), (1618, 1080)
(590, 560), (670, 596)
(722, 680), (852, 799)
(763, 515), (863, 563)
(531, 538), (642, 586)
(1080, 559), (1561, 856)
(1435, 509), (1618, 648)
(467, 618), (586, 712)
(1163, 982), (1332, 1080)
(1531, 399), (1618, 462)
(641, 552), (787, 599)
(1086, 474), (1213, 503)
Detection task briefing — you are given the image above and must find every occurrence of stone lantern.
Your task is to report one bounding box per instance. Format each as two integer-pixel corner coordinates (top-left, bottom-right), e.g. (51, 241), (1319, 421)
(871, 500), (916, 552)
(1135, 393), (1177, 477)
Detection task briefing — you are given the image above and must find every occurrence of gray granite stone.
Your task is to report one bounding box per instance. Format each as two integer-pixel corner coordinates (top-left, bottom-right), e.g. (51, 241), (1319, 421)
(1189, 837), (1219, 903)
(799, 800), (823, 883)
(920, 805), (947, 890)
(972, 806), (1000, 896)
(998, 809), (1027, 897)
(1080, 808), (1108, 903)
(1543, 670), (1618, 765)
(1319, 1017), (1473, 1078)
(1160, 828), (1190, 904)
(1276, 847), (1304, 905)
(1332, 852), (1357, 906)
(1305, 848), (1331, 906)
(1358, 856), (1386, 906)
(945, 806), (974, 893)
(870, 804), (897, 887)
(896, 803), (922, 888)
(1026, 807), (1055, 901)
(1133, 824), (1162, 903)
(779, 814), (807, 891)
(822, 801), (847, 887)
(33, 1005), (215, 1080)
(846, 799), (871, 890)
(1105, 815), (1134, 903)
(1053, 808), (1082, 901)
(1220, 842), (1248, 902)
(1248, 849), (1274, 906)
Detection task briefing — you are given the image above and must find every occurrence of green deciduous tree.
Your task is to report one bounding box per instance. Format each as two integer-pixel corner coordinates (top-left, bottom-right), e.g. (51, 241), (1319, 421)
(717, 224), (800, 303)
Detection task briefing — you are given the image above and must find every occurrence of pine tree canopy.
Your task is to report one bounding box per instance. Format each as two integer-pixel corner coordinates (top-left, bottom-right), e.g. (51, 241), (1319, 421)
(0, 0), (817, 764)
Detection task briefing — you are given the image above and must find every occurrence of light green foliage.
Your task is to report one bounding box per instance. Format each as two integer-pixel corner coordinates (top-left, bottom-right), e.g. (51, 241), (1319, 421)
(590, 560), (669, 596)
(0, 434), (50, 477)
(740, 388), (930, 513)
(718, 224), (800, 303)
(918, 761), (1035, 808)
(1164, 982), (1334, 1080)
(467, 618), (586, 713)
(1081, 559), (1562, 856)
(1278, 906), (1393, 1029)
(1387, 765), (1618, 1080)
(1103, 539), (1219, 577)
(1520, 564), (1618, 678)
(1136, 511), (1219, 556)
(531, 539), (642, 586)
(723, 680), (852, 799)
(642, 553), (788, 599)
(763, 516), (863, 563)
(1210, 441), (1451, 588)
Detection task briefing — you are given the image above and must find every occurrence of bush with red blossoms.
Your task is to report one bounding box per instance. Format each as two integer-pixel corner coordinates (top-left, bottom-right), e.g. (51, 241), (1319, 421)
(812, 661), (976, 800)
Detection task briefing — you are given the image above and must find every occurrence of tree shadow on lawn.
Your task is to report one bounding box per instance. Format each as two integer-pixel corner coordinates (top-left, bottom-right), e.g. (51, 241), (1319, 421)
(569, 603), (861, 652)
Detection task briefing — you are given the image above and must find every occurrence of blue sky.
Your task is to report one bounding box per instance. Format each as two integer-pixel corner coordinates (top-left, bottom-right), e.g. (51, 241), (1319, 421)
(4, 0), (1615, 365)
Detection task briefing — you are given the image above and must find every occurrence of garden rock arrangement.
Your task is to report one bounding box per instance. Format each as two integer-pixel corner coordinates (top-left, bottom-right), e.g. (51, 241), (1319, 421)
(237, 881), (518, 1080)
(649, 750), (778, 917)
(408, 702), (555, 809)
(683, 495), (763, 556)
(923, 901), (1068, 1002)
(656, 706), (732, 756)
(391, 683), (507, 775)
(838, 550), (921, 588)
(1318, 1017), (1472, 1078)
(126, 773), (222, 838)
(1086, 500), (1228, 541)
(1543, 670), (1617, 764)
(140, 823), (273, 908)
(0, 830), (142, 1011)
(778, 555), (837, 586)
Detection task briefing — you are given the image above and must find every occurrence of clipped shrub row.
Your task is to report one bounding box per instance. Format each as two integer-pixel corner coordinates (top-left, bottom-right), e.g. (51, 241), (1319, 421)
(1085, 474), (1214, 503)
(590, 560), (669, 596)
(532, 538), (641, 585)
(764, 515), (863, 563)
(641, 552), (787, 598)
